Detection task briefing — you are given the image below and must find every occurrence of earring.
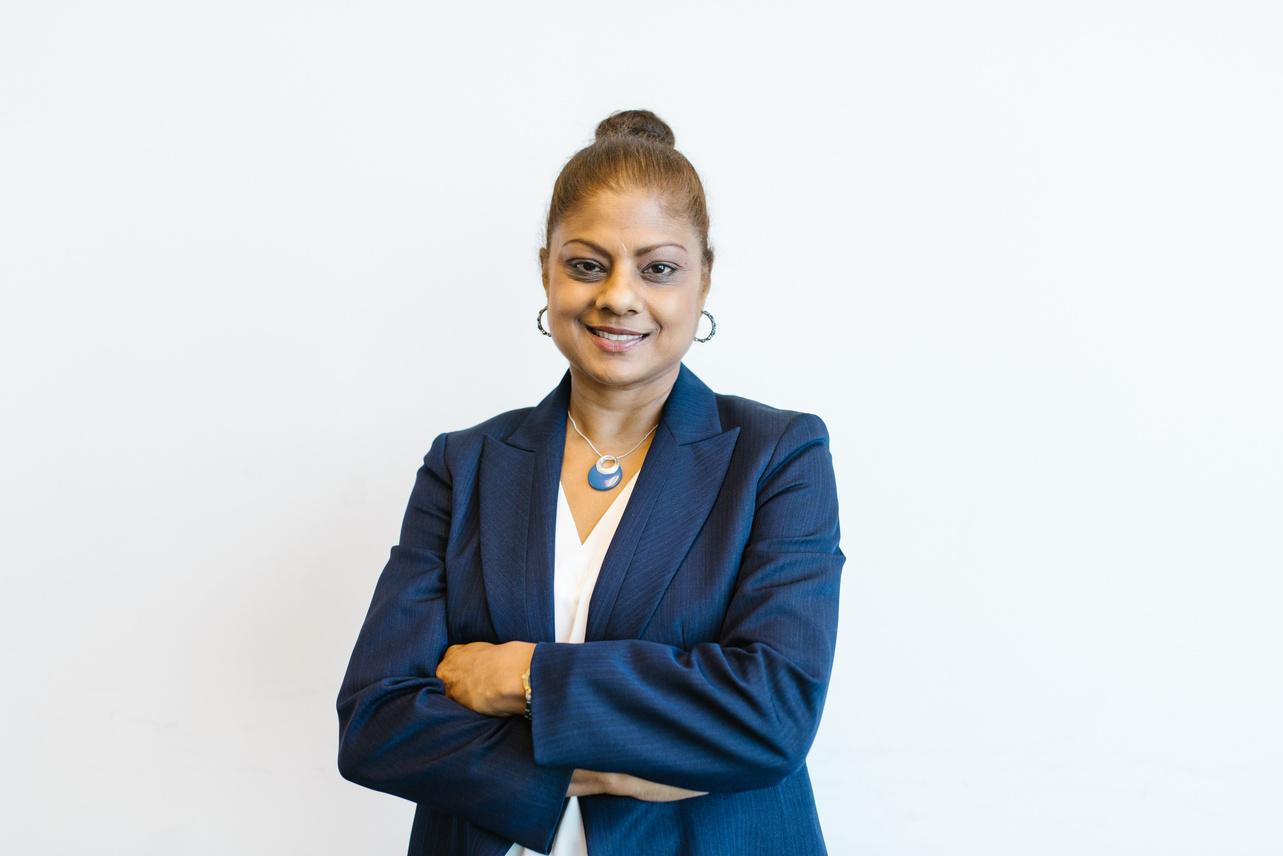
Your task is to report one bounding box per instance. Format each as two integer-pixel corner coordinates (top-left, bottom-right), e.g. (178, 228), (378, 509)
(694, 309), (716, 343)
(536, 306), (552, 337)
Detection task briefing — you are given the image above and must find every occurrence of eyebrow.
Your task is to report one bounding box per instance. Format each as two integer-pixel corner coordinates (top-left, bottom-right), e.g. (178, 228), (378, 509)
(562, 239), (688, 256)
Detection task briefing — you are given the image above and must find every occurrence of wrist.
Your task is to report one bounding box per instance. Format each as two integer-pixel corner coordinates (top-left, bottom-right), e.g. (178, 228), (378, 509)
(507, 642), (536, 717)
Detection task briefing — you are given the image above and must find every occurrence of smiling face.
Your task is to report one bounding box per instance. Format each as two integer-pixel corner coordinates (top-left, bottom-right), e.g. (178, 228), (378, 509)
(542, 188), (708, 400)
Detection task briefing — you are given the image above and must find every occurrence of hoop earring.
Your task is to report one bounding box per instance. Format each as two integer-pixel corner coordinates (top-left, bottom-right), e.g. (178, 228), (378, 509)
(694, 309), (716, 343)
(536, 306), (552, 338)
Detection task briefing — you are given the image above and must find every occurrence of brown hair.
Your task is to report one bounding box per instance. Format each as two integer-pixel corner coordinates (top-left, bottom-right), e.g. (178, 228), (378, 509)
(544, 110), (714, 278)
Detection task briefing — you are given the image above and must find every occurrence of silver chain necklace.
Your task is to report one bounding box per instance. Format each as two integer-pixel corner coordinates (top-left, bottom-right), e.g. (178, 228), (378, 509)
(567, 412), (657, 491)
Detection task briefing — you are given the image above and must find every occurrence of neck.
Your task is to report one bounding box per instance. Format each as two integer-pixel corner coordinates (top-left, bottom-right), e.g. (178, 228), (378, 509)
(565, 365), (677, 447)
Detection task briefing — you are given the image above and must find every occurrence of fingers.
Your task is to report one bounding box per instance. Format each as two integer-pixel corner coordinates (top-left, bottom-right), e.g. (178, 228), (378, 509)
(434, 641), (531, 717)
(605, 772), (708, 802)
(632, 781), (708, 802)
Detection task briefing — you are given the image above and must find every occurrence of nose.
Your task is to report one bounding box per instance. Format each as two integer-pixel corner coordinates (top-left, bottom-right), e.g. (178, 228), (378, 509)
(595, 268), (643, 317)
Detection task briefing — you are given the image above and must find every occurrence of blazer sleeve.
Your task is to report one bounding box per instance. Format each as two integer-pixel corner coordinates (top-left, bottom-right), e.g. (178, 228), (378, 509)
(336, 432), (572, 853)
(529, 412), (843, 793)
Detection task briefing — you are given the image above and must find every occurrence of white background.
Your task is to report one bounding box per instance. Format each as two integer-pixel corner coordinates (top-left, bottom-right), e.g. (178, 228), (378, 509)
(2, 2), (1280, 854)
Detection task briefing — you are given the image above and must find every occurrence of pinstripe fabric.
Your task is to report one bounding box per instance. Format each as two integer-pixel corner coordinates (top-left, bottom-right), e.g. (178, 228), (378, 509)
(338, 366), (843, 855)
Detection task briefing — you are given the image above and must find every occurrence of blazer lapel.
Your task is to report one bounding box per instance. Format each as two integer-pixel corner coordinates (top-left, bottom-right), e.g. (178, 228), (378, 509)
(585, 366), (740, 642)
(479, 375), (570, 644)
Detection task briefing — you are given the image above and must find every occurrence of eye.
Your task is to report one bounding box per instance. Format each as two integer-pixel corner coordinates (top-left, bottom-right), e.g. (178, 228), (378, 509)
(643, 262), (677, 278)
(567, 259), (607, 279)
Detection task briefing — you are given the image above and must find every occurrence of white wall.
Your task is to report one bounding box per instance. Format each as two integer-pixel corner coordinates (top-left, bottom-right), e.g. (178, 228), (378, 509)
(2, 2), (1279, 853)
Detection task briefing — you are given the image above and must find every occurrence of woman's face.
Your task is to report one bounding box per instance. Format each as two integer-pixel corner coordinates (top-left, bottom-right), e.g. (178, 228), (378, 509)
(543, 188), (707, 399)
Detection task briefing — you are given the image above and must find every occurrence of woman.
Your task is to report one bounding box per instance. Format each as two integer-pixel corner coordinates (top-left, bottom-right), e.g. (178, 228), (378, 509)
(337, 110), (843, 856)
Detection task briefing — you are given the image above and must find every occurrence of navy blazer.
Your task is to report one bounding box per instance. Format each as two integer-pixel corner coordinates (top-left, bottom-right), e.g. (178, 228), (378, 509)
(338, 366), (843, 855)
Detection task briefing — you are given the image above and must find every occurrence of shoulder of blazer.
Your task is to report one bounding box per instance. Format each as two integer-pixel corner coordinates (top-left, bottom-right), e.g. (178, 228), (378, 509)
(713, 393), (801, 434)
(436, 372), (573, 465)
(437, 407), (534, 457)
(414, 410), (532, 485)
(428, 375), (568, 468)
(713, 397), (831, 474)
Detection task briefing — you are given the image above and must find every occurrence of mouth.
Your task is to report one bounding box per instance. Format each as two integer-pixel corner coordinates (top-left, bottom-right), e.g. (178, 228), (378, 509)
(589, 326), (647, 342)
(587, 325), (647, 352)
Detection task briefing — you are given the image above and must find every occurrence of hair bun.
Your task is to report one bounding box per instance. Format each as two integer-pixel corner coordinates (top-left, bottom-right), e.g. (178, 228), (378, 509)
(595, 110), (676, 147)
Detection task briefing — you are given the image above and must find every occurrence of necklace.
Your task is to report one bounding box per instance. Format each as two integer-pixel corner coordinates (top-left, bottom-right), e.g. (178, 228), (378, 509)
(566, 412), (657, 491)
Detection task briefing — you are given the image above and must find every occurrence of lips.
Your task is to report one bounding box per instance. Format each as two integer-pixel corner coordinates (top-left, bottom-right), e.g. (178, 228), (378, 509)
(587, 325), (647, 352)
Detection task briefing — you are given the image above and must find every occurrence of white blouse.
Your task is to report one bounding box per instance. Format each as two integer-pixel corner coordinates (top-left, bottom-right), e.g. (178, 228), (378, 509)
(506, 474), (639, 856)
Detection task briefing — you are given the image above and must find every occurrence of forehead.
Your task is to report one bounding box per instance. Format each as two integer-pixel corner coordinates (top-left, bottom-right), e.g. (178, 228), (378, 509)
(554, 189), (695, 246)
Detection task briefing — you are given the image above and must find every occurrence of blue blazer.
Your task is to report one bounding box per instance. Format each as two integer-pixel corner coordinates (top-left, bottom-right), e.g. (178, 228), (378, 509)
(338, 366), (843, 855)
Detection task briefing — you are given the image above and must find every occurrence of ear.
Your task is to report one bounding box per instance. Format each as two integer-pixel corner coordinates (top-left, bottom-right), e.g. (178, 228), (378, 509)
(539, 247), (550, 293)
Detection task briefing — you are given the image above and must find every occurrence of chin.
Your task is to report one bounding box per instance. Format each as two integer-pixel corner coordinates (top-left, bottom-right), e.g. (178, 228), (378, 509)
(578, 360), (680, 391)
(579, 367), (644, 389)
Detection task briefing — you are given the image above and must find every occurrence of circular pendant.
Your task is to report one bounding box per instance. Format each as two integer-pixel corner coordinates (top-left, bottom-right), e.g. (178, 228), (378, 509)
(587, 456), (622, 491)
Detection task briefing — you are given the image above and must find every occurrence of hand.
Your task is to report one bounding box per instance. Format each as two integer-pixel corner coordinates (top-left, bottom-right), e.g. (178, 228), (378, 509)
(436, 641), (535, 717)
(569, 769), (707, 802)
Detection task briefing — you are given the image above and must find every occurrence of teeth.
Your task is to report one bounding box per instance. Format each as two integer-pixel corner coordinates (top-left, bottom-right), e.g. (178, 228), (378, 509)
(595, 329), (644, 341)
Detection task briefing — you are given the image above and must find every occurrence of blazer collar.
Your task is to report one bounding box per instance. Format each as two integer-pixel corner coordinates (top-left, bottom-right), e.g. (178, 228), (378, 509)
(506, 364), (723, 451)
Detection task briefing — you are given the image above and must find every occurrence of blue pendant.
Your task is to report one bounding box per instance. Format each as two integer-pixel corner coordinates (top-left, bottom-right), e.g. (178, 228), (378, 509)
(588, 456), (622, 491)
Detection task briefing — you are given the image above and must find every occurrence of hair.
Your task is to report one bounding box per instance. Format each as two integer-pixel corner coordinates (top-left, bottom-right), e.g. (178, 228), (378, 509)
(544, 110), (714, 278)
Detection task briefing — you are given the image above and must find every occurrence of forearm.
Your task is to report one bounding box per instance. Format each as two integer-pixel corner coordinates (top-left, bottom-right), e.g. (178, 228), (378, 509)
(529, 635), (835, 792)
(337, 676), (572, 849)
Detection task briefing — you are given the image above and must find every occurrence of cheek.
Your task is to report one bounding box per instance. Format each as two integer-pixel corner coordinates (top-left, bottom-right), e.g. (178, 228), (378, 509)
(661, 298), (703, 340)
(545, 281), (576, 317)
(545, 283), (587, 348)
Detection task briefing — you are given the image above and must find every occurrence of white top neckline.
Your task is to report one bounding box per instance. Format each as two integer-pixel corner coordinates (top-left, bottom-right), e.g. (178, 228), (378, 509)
(552, 475), (638, 650)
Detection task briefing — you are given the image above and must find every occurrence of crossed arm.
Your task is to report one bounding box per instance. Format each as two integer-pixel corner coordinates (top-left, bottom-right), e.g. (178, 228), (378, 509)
(338, 415), (841, 849)
(434, 640), (704, 801)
